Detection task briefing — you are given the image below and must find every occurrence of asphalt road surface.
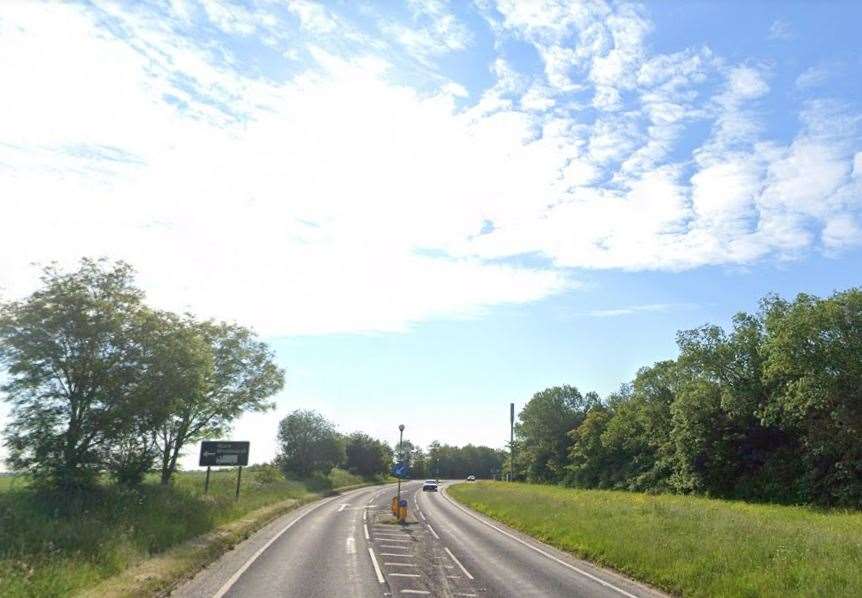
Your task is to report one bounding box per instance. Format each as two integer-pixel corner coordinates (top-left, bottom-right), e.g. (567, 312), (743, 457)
(174, 481), (667, 598)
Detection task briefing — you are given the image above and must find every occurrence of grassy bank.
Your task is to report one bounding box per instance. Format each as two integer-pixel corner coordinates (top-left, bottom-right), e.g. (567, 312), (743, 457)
(448, 481), (862, 597)
(0, 468), (374, 597)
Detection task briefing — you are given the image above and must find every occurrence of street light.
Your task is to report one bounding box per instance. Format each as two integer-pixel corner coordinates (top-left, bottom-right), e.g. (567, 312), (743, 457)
(397, 424), (405, 511)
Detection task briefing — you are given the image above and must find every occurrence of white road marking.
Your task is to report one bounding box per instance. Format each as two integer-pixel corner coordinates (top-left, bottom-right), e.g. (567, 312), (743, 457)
(427, 524), (439, 540)
(380, 553), (414, 557)
(454, 594), (477, 597)
(384, 562), (417, 567)
(346, 536), (356, 555)
(211, 493), (343, 598)
(380, 544), (410, 550)
(364, 524), (370, 540)
(441, 487), (639, 598)
(363, 509), (367, 522)
(444, 547), (474, 581)
(368, 548), (385, 584)
(400, 590), (431, 595)
(338, 503), (350, 512)
(419, 511), (427, 521)
(389, 573), (421, 578)
(375, 538), (411, 543)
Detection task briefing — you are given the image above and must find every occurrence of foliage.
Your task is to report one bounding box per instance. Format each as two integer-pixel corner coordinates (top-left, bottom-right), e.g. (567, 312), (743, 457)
(152, 316), (284, 484)
(515, 385), (599, 483)
(344, 432), (393, 478)
(0, 259), (148, 490)
(0, 469), (374, 597)
(276, 410), (345, 478)
(528, 288), (862, 507)
(450, 481), (862, 598)
(425, 441), (506, 479)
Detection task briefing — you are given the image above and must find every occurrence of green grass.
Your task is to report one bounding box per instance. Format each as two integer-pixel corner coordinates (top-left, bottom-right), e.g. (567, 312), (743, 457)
(0, 467), (370, 597)
(448, 481), (862, 598)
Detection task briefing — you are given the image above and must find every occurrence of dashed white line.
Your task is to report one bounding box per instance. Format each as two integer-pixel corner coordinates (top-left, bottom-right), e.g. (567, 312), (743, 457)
(444, 547), (474, 580)
(427, 524), (439, 540)
(211, 493), (341, 598)
(368, 548), (385, 584)
(346, 536), (356, 555)
(364, 524), (370, 540)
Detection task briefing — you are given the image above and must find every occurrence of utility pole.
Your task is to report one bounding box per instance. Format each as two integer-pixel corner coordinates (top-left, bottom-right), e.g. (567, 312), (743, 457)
(510, 403), (515, 482)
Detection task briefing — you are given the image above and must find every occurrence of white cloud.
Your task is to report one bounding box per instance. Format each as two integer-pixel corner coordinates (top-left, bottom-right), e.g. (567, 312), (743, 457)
(768, 19), (793, 41)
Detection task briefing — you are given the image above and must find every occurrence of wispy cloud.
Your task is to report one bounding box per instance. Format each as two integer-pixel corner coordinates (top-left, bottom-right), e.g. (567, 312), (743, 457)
(0, 1), (860, 336)
(580, 303), (700, 318)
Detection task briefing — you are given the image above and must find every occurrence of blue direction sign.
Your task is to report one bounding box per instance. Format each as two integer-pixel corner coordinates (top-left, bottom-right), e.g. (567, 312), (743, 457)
(392, 462), (410, 479)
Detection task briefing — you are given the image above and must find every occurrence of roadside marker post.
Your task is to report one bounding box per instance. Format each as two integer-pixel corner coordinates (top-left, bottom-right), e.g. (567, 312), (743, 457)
(204, 465), (211, 494)
(235, 465), (243, 499)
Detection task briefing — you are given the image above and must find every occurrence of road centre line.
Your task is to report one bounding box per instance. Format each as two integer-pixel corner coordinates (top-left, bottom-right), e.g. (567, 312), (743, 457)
(444, 547), (474, 581)
(440, 487), (638, 598)
(211, 492), (349, 598)
(368, 548), (385, 584)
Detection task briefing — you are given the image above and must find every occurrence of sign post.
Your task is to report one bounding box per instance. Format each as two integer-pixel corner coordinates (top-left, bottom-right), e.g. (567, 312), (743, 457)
(510, 403), (515, 482)
(199, 441), (250, 499)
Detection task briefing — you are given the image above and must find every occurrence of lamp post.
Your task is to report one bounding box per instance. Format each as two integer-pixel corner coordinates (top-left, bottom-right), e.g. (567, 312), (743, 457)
(397, 424), (405, 508)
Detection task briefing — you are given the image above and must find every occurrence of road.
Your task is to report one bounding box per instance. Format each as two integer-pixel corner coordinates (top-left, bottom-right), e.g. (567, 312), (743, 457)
(174, 481), (667, 598)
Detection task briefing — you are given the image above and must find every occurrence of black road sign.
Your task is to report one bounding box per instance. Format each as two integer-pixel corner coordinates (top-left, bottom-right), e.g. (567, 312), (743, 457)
(199, 441), (250, 466)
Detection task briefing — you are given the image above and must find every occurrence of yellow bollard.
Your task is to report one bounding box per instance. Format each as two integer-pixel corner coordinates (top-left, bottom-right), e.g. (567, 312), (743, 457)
(391, 496), (399, 516)
(398, 505), (408, 523)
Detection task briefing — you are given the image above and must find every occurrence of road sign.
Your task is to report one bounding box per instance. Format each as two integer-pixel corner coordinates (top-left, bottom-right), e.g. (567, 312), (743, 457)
(392, 462), (409, 479)
(199, 441), (250, 466)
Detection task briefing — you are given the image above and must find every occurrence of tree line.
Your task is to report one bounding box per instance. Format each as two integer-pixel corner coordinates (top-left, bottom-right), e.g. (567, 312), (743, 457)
(512, 289), (862, 507)
(274, 409), (506, 481)
(0, 259), (284, 490)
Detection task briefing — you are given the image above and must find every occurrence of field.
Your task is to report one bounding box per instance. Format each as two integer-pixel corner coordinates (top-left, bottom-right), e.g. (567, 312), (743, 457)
(448, 481), (862, 597)
(0, 467), (373, 597)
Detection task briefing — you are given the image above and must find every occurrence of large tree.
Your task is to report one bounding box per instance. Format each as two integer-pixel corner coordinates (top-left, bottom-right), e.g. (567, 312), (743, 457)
(345, 431), (392, 478)
(276, 410), (344, 478)
(0, 259), (148, 489)
(516, 385), (599, 483)
(153, 317), (284, 484)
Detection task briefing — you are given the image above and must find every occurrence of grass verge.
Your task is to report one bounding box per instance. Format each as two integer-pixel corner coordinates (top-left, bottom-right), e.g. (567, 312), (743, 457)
(0, 468), (382, 597)
(448, 481), (862, 597)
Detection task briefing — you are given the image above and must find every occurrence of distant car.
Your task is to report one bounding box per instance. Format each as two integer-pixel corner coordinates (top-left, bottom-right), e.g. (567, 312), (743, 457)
(422, 479), (439, 492)
(466, 475), (476, 482)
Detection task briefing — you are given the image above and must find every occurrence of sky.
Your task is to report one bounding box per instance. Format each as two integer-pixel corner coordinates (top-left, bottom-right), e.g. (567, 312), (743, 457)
(1, 0), (861, 470)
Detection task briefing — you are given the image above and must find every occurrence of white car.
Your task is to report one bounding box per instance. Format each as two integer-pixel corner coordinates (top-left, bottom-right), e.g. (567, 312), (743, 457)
(422, 479), (439, 492)
(466, 475), (476, 482)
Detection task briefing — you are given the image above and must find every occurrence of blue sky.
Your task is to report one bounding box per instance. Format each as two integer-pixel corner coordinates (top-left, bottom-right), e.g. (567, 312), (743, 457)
(1, 1), (861, 468)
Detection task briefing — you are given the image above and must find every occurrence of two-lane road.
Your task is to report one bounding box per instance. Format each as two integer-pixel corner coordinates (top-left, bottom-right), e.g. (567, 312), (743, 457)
(174, 481), (666, 598)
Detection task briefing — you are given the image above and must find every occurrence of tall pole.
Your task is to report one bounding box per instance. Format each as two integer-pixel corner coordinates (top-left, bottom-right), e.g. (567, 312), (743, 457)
(397, 424), (405, 507)
(510, 403), (515, 482)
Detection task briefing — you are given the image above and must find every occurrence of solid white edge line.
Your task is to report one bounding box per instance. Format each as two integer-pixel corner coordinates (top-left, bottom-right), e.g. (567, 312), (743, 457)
(443, 547), (474, 580)
(427, 524), (440, 540)
(368, 547), (386, 583)
(212, 493), (342, 598)
(441, 487), (639, 598)
(364, 523), (370, 540)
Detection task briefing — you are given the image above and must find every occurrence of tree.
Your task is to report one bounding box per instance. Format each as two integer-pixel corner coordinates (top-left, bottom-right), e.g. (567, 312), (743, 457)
(276, 410), (344, 478)
(153, 317), (284, 484)
(516, 385), (599, 483)
(762, 290), (862, 505)
(345, 432), (392, 478)
(0, 259), (149, 489)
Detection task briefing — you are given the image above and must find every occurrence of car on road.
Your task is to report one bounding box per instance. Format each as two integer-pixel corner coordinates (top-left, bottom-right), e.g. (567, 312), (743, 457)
(422, 479), (439, 492)
(466, 475), (476, 482)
